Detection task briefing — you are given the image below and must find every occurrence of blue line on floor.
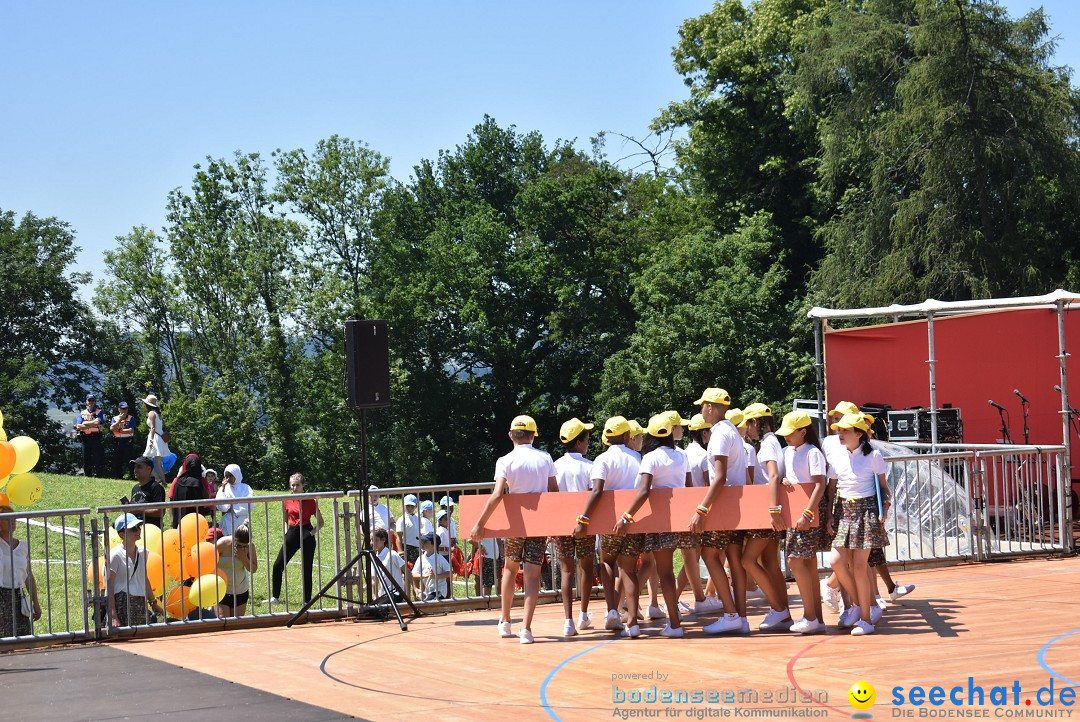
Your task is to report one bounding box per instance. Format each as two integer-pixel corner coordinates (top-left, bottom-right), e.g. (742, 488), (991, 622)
(1037, 627), (1080, 689)
(540, 639), (617, 722)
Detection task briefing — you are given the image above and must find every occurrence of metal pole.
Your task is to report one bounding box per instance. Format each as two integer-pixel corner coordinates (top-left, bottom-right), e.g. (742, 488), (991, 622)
(814, 317), (826, 437)
(1056, 299), (1074, 551)
(927, 311), (939, 451)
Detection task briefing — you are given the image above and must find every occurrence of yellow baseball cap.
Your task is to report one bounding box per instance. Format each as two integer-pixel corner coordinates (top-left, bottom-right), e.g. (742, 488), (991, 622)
(603, 416), (632, 439)
(830, 412), (871, 432)
(687, 413), (712, 431)
(509, 415), (539, 435)
(725, 408), (746, 427)
(559, 417), (594, 444)
(828, 401), (860, 417)
(628, 420), (645, 437)
(777, 411), (813, 436)
(694, 387), (731, 405)
(742, 402), (773, 419)
(661, 410), (691, 427)
(646, 413), (674, 437)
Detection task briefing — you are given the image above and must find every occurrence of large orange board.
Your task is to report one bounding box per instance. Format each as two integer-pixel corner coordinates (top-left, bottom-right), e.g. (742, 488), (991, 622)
(458, 483), (818, 538)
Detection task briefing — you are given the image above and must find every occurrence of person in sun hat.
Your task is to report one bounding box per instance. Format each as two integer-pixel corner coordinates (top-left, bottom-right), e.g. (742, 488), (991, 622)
(552, 417), (596, 637)
(572, 415), (641, 632)
(469, 414), (556, 644)
(740, 402), (792, 632)
(107, 513), (164, 628)
(689, 387), (747, 635)
(824, 412), (891, 637)
(776, 410), (831, 635)
(141, 394), (170, 484)
(612, 413), (690, 639)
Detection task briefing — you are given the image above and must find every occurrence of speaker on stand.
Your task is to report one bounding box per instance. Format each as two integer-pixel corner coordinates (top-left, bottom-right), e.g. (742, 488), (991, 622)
(289, 319), (419, 630)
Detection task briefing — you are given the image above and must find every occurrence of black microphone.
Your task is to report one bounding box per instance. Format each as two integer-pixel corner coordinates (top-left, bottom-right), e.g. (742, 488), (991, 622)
(988, 399), (1007, 411)
(1014, 389), (1029, 404)
(1054, 385), (1063, 393)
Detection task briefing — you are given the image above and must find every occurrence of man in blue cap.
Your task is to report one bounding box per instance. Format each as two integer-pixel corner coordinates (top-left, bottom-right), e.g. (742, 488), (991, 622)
(110, 401), (137, 478)
(74, 394), (106, 478)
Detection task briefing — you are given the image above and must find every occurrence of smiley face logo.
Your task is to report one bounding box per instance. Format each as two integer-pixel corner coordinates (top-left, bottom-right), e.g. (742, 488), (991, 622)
(848, 680), (876, 711)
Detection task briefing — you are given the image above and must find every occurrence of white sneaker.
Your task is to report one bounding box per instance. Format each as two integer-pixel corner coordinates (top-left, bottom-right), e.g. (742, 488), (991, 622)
(268, 597), (280, 605)
(876, 595), (888, 610)
(519, 628), (534, 644)
(821, 580), (840, 613)
(838, 605), (861, 629)
(621, 624), (641, 638)
(746, 587), (766, 600)
(605, 609), (624, 631)
(677, 601), (692, 616)
(647, 604), (665, 620)
(739, 616), (751, 634)
(789, 617), (811, 633)
(577, 611), (593, 630)
(889, 583), (916, 601)
(870, 605), (883, 625)
(703, 613), (743, 634)
(796, 618), (827, 635)
(660, 624), (685, 638)
(851, 620), (875, 636)
(759, 608), (793, 631)
(498, 621), (514, 638)
(694, 596), (718, 614)
(563, 619), (577, 637)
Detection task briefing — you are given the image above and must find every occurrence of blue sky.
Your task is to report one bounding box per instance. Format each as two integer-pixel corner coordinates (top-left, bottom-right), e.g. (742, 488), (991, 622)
(1, 1), (1077, 294)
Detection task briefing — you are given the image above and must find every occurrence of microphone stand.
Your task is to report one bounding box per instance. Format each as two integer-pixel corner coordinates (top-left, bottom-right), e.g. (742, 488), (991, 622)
(996, 406), (1013, 445)
(1019, 398), (1030, 445)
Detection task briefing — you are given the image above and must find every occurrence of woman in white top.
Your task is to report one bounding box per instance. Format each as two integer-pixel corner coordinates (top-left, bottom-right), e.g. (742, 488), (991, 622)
(777, 412), (831, 635)
(741, 403), (792, 632)
(612, 414), (689, 638)
(108, 513), (165, 627)
(823, 412), (891, 637)
(141, 395), (170, 484)
(0, 501), (41, 636)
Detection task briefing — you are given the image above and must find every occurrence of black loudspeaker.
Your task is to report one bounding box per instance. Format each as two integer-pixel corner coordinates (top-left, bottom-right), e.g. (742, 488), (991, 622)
(344, 320), (391, 409)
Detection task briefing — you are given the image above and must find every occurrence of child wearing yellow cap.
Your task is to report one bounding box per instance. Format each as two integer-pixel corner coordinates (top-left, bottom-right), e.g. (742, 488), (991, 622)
(553, 418), (596, 637)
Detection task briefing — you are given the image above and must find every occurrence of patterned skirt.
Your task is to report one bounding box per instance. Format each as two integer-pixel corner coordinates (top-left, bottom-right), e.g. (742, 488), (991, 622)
(600, 533), (646, 558)
(832, 496), (889, 550)
(676, 532), (702, 550)
(113, 591), (148, 627)
(701, 530), (744, 549)
(745, 527), (785, 541)
(644, 532), (678, 552)
(786, 494), (832, 559)
(0, 587), (31, 637)
(554, 535), (595, 560)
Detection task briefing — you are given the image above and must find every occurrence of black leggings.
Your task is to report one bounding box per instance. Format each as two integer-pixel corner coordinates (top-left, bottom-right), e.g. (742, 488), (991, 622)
(272, 524), (316, 602)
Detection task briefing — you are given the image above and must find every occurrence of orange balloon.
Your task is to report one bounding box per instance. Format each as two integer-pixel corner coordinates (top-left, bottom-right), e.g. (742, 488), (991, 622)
(164, 584), (194, 620)
(0, 441), (14, 479)
(178, 513), (209, 553)
(188, 541), (218, 580)
(161, 528), (183, 580)
(144, 551), (169, 597)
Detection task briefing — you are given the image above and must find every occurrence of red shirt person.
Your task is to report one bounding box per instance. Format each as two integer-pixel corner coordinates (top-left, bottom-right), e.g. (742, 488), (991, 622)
(270, 473), (324, 605)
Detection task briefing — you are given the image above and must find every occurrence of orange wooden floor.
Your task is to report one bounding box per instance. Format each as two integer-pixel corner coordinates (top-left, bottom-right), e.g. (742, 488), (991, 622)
(118, 556), (1080, 721)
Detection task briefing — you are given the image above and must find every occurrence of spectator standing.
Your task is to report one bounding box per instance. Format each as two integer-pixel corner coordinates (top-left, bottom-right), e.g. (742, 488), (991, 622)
(0, 499), (42, 636)
(396, 495), (421, 563)
(141, 395), (170, 484)
(109, 402), (137, 478)
(169, 454), (209, 530)
(216, 524), (257, 617)
(107, 513), (164, 627)
(75, 394), (106, 478)
(270, 473), (324, 605)
(127, 456), (166, 529)
(216, 464), (253, 536)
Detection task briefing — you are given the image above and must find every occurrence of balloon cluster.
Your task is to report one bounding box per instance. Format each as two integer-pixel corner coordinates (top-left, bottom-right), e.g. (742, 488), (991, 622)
(0, 408), (43, 507)
(92, 512), (229, 618)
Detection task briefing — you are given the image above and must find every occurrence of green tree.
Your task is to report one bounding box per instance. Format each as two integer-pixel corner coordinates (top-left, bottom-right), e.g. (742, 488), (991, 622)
(0, 209), (98, 471)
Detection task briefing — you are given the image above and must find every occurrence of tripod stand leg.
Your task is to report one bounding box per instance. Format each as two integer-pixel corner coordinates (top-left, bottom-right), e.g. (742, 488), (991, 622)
(366, 551), (421, 630)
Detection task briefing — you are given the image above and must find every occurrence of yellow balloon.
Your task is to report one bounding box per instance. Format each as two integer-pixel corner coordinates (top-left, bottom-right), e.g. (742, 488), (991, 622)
(136, 523), (164, 556)
(0, 475), (8, 491)
(6, 473), (42, 506)
(8, 436), (40, 475)
(188, 573), (226, 608)
(0, 407), (4, 427)
(0, 426), (6, 442)
(107, 527), (124, 549)
(87, 556), (107, 591)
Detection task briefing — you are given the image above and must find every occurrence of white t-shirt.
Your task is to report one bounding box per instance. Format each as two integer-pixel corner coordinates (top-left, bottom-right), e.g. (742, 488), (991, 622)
(756, 432), (786, 483)
(376, 546), (408, 591)
(707, 420), (748, 486)
(822, 434), (841, 479)
(436, 525), (450, 550)
(448, 517), (457, 540)
(415, 551), (451, 597)
(0, 537), (29, 588)
(397, 512), (420, 547)
(554, 452), (593, 492)
(783, 444), (827, 485)
(745, 442), (760, 483)
(365, 503), (393, 531)
(420, 517), (434, 536)
(824, 442), (887, 499)
(476, 536), (499, 559)
(591, 444), (641, 491)
(108, 545), (148, 596)
(639, 447), (689, 489)
(684, 442), (710, 487)
(494, 443), (556, 494)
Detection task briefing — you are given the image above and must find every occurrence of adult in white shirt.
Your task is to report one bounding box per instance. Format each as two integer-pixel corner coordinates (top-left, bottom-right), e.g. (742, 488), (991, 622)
(373, 528), (408, 601)
(740, 403), (792, 632)
(107, 514), (164, 627)
(824, 412), (891, 637)
(413, 533), (452, 600)
(469, 415), (557, 644)
(688, 388), (746, 635)
(397, 495), (421, 563)
(612, 414), (690, 638)
(573, 416), (641, 631)
(216, 463), (253, 536)
(0, 499), (42, 635)
(552, 417), (595, 636)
